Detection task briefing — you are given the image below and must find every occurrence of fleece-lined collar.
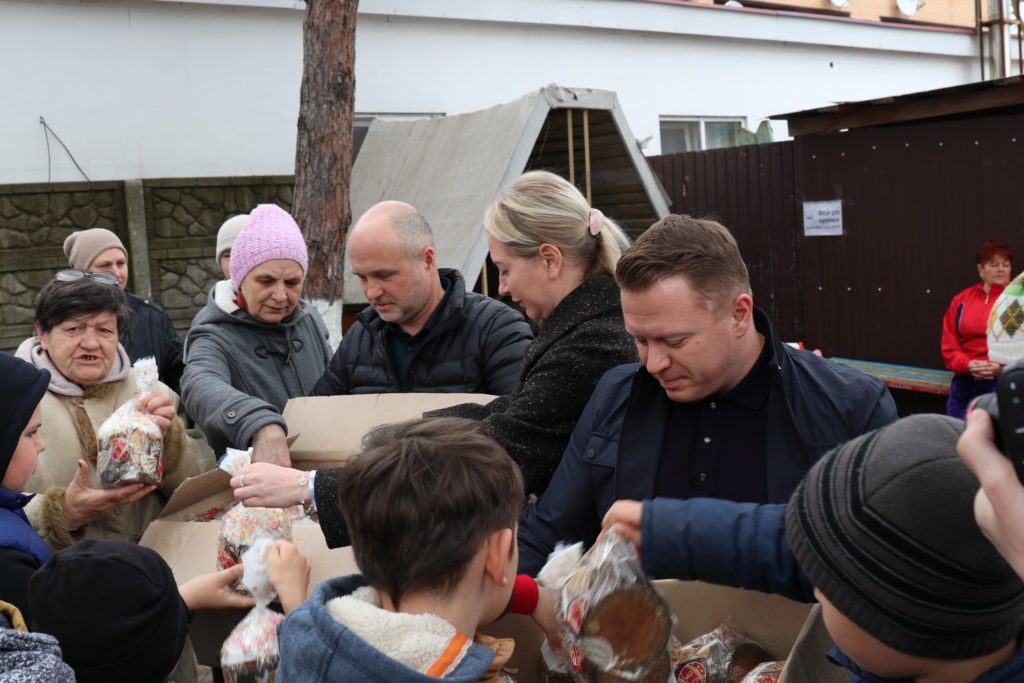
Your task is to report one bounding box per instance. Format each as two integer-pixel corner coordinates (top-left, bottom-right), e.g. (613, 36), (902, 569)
(327, 585), (473, 677)
(15, 337), (130, 397)
(212, 279), (240, 314)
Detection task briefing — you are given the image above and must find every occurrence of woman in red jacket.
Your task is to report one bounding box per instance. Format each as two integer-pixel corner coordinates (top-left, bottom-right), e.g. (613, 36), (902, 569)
(941, 241), (1013, 418)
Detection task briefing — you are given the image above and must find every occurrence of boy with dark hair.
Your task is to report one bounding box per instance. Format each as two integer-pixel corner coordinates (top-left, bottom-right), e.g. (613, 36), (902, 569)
(604, 414), (1024, 682)
(278, 417), (542, 682)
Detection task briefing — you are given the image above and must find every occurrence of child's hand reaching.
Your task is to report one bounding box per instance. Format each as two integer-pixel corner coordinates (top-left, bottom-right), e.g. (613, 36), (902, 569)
(532, 586), (562, 654)
(266, 539), (310, 614)
(179, 564), (255, 611)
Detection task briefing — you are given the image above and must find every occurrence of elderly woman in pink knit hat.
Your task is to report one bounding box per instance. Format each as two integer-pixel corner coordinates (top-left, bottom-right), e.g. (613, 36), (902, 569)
(182, 204), (332, 465)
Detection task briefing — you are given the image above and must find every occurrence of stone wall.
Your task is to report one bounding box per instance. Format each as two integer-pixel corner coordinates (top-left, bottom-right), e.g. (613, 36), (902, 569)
(0, 177), (293, 353)
(144, 178), (293, 332)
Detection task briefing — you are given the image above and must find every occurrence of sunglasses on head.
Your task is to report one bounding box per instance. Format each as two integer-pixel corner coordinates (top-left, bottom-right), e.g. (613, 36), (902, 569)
(54, 270), (120, 286)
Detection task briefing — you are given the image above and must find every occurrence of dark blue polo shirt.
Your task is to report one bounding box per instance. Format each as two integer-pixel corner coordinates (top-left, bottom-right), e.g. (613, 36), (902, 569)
(654, 335), (771, 502)
(384, 282), (453, 390)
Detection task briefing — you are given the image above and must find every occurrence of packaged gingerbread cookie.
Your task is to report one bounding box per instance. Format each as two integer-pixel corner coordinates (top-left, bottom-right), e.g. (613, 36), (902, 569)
(553, 531), (674, 682)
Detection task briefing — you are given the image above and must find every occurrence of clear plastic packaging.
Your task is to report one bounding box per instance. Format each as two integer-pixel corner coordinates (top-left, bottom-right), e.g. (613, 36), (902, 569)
(549, 531), (674, 681)
(737, 661), (784, 683)
(670, 622), (771, 683)
(221, 539), (286, 682)
(217, 505), (293, 593)
(97, 357), (164, 486)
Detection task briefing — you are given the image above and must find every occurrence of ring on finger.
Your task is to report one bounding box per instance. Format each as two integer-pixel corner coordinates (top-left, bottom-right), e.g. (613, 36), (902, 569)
(240, 474), (247, 488)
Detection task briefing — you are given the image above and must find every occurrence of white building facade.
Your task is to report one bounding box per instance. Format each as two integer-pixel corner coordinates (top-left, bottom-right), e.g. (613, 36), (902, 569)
(0, 0), (993, 184)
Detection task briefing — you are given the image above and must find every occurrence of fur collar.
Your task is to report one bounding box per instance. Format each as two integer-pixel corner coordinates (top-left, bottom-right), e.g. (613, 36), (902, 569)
(326, 586), (472, 676)
(15, 337), (130, 397)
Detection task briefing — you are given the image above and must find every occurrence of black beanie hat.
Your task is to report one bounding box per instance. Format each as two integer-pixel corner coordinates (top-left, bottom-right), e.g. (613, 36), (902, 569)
(29, 539), (189, 683)
(786, 414), (1024, 660)
(0, 352), (50, 481)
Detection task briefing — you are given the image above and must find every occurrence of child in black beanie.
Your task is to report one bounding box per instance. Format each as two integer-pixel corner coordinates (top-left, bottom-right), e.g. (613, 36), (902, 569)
(602, 414), (1024, 682)
(0, 352), (55, 624)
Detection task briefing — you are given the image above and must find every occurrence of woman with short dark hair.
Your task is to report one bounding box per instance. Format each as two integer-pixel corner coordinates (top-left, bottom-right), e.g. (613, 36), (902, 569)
(64, 228), (185, 393)
(941, 240), (1014, 418)
(14, 272), (214, 549)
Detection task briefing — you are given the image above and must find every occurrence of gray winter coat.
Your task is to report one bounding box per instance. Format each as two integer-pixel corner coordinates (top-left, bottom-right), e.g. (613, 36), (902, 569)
(182, 281), (332, 456)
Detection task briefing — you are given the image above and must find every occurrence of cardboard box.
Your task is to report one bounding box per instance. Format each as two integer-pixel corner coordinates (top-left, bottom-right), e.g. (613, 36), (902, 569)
(480, 580), (849, 683)
(140, 468), (359, 666)
(283, 393), (495, 469)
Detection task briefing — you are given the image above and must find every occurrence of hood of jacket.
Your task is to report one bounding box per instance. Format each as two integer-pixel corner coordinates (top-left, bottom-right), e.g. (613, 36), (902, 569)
(194, 279), (316, 331)
(14, 337), (131, 397)
(278, 575), (501, 682)
(186, 281), (322, 363)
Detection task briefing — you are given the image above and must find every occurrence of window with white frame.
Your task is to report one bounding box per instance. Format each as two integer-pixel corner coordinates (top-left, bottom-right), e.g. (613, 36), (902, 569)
(659, 117), (746, 154)
(354, 113), (444, 158)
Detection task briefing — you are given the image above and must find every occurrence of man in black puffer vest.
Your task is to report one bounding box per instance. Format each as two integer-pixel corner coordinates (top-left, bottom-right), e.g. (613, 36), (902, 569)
(312, 201), (533, 396)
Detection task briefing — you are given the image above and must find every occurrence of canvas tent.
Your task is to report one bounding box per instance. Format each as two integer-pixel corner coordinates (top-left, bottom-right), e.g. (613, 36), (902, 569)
(345, 84), (670, 303)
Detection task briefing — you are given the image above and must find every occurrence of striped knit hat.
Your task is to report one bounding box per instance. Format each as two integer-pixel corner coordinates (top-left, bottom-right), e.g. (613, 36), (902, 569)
(988, 271), (1024, 364)
(786, 414), (1024, 659)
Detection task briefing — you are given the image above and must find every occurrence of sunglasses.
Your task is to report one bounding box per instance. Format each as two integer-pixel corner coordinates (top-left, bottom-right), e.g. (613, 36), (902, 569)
(54, 270), (120, 286)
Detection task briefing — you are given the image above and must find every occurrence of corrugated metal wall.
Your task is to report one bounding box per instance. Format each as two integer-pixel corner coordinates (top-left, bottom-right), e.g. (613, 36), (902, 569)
(648, 142), (803, 344)
(649, 109), (1024, 369)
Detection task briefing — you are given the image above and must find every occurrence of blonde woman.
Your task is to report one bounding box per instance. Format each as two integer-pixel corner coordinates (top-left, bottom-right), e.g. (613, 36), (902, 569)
(433, 170), (638, 494)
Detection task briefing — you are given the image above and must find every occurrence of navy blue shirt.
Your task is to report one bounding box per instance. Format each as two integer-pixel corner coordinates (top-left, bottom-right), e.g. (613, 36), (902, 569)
(655, 335), (771, 502)
(384, 283), (453, 390)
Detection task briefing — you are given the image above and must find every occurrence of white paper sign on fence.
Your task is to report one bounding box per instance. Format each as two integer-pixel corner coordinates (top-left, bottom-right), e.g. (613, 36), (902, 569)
(803, 200), (843, 237)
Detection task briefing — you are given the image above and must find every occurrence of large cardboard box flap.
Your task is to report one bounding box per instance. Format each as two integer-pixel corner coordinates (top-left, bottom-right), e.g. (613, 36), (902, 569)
(141, 469), (358, 666)
(283, 392), (495, 469)
(481, 580), (848, 682)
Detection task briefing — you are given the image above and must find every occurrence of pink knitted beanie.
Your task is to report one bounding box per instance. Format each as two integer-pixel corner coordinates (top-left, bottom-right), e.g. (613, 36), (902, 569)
(229, 204), (309, 290)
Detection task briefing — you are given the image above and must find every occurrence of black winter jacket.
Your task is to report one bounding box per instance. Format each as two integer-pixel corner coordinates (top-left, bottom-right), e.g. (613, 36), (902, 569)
(311, 269), (532, 396)
(314, 273), (638, 548)
(122, 292), (184, 394)
(431, 273), (638, 495)
(517, 307), (898, 575)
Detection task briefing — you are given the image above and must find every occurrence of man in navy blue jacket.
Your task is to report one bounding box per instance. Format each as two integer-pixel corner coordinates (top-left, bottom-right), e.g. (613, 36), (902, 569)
(602, 415), (1024, 683)
(517, 214), (897, 575)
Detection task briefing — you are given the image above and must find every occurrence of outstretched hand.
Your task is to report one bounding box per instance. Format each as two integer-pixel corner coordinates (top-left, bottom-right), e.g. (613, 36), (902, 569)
(266, 540), (310, 614)
(231, 463), (310, 509)
(63, 460), (155, 531)
(532, 586), (562, 654)
(251, 424), (292, 467)
(178, 564), (256, 612)
(136, 391), (176, 437)
(959, 409), (1024, 581)
(600, 500), (644, 550)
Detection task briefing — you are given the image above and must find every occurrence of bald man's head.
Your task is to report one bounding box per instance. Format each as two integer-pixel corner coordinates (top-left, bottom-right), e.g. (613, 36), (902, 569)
(351, 201), (434, 259)
(348, 201), (444, 335)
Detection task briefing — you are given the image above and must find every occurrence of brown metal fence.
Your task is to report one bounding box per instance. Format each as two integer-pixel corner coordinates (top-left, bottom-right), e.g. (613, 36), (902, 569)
(649, 109), (1024, 371)
(648, 142), (802, 344)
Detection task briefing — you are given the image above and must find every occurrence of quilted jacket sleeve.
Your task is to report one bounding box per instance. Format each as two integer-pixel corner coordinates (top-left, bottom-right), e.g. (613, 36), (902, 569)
(641, 498), (816, 603)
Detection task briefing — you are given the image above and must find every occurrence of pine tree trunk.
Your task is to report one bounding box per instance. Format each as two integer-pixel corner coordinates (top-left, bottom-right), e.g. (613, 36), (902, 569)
(293, 0), (358, 303)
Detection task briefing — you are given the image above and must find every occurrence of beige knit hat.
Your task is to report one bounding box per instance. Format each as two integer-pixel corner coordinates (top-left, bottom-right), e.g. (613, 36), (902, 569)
(63, 229), (127, 271)
(216, 214), (249, 263)
(988, 272), (1024, 364)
